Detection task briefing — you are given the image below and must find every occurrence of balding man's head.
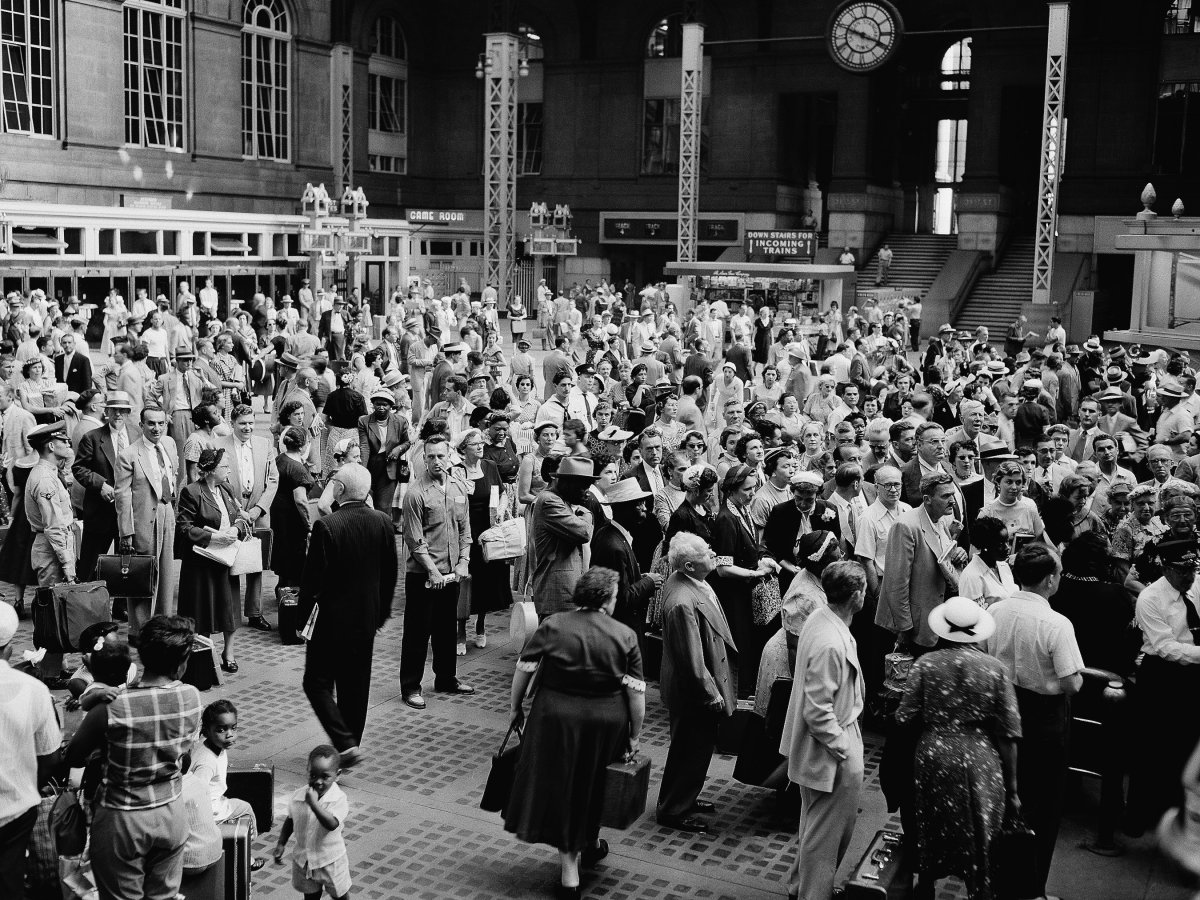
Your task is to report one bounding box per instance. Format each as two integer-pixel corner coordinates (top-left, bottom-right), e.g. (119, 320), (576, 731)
(333, 463), (371, 500)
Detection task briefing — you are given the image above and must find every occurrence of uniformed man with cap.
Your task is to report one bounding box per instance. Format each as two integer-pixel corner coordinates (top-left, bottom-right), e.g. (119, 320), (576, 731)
(153, 347), (211, 461)
(27, 421), (78, 684)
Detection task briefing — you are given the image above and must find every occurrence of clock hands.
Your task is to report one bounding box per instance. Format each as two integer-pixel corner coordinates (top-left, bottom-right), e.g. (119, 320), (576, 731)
(845, 23), (882, 50)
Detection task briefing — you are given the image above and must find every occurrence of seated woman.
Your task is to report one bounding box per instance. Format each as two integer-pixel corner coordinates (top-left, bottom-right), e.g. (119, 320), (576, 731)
(504, 567), (644, 900)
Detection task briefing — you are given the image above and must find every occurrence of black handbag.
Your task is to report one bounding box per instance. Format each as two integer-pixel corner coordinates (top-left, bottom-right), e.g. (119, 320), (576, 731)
(94, 553), (158, 599)
(479, 720), (523, 813)
(991, 809), (1041, 900)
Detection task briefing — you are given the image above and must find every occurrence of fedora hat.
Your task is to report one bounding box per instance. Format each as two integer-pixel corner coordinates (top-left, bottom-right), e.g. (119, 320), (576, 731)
(1083, 337), (1102, 353)
(1097, 386), (1126, 403)
(443, 342), (468, 354)
(556, 456), (599, 480)
(1065, 343), (1083, 356)
(1104, 366), (1128, 385)
(277, 352), (301, 370)
(938, 323), (954, 334)
(928, 596), (996, 644)
(1159, 382), (1186, 399)
(602, 478), (652, 505)
(985, 360), (1010, 376)
(381, 370), (405, 388)
(104, 391), (134, 410)
(978, 437), (1017, 462)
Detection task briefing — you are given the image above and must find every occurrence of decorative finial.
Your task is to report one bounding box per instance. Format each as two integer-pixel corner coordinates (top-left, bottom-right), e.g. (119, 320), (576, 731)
(1174, 198), (1186, 218)
(1138, 183), (1158, 220)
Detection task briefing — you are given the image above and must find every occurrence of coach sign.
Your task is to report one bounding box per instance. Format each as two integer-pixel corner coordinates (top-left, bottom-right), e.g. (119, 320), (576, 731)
(745, 229), (817, 258)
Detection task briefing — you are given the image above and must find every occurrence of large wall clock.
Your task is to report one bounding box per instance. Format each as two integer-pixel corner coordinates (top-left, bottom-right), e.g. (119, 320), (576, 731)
(827, 0), (905, 73)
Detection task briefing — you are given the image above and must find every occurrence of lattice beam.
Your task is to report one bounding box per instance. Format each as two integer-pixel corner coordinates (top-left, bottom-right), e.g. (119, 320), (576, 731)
(1033, 2), (1071, 305)
(483, 33), (519, 309)
(676, 22), (704, 265)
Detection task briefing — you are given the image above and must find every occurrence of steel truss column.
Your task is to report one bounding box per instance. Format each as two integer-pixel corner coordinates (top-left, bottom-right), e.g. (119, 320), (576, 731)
(676, 22), (704, 264)
(483, 33), (519, 308)
(330, 44), (354, 196)
(1032, 1), (1070, 305)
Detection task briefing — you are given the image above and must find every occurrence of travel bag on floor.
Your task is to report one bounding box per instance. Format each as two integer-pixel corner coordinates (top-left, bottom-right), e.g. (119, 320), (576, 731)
(220, 813), (253, 900)
(277, 588), (303, 645)
(480, 721), (523, 813)
(844, 829), (907, 900)
(182, 635), (222, 691)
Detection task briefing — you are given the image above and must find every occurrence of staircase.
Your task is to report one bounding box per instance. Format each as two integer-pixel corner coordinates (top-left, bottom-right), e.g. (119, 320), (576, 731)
(954, 235), (1035, 334)
(854, 234), (957, 309)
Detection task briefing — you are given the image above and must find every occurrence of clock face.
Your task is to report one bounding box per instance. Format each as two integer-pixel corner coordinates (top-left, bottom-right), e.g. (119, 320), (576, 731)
(827, 0), (903, 73)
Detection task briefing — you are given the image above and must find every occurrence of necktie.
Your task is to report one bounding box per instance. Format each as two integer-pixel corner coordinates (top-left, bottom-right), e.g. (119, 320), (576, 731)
(156, 444), (172, 498)
(183, 374), (192, 408)
(1181, 591), (1200, 643)
(116, 427), (127, 455)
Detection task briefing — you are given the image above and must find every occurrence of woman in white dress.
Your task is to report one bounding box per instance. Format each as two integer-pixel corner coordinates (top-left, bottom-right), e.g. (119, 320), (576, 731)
(101, 293), (128, 356)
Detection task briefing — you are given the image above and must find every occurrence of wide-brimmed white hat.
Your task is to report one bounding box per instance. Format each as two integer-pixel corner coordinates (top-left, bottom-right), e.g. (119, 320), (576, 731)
(601, 478), (653, 505)
(928, 596), (996, 644)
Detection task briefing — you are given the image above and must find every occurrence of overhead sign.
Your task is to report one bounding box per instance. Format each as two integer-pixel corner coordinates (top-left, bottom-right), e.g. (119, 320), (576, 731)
(601, 216), (739, 245)
(406, 208), (467, 225)
(122, 194), (173, 210)
(745, 229), (817, 258)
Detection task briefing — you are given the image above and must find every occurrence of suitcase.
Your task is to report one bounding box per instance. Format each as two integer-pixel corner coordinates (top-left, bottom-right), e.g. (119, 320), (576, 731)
(843, 829), (908, 900)
(715, 701), (756, 755)
(599, 753), (651, 829)
(219, 814), (253, 900)
(182, 635), (223, 692)
(226, 763), (275, 833)
(179, 857), (225, 900)
(277, 589), (302, 645)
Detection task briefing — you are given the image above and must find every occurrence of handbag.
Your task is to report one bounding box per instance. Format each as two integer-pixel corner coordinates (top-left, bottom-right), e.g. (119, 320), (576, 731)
(230, 536), (264, 576)
(479, 720), (523, 813)
(32, 588), (69, 653)
(750, 574), (783, 625)
(182, 634), (222, 691)
(480, 517), (527, 562)
(599, 753), (651, 829)
(990, 809), (1041, 900)
(509, 598), (538, 647)
(194, 540), (239, 568)
(95, 552), (158, 598)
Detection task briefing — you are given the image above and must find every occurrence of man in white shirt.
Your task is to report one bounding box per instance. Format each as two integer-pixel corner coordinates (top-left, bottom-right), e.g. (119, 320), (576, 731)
(297, 278), (315, 325)
(1089, 433), (1135, 518)
(825, 343), (852, 384)
(1156, 383), (1195, 460)
(853, 465), (911, 602)
(198, 277), (220, 322)
(0, 602), (63, 898)
(984, 544), (1083, 900)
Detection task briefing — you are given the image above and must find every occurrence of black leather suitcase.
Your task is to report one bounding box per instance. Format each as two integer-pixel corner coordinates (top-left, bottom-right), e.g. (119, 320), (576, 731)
(226, 763), (275, 833)
(843, 829), (908, 899)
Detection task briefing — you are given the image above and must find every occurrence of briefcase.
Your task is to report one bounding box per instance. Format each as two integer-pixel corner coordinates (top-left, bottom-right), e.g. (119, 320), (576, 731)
(220, 813), (253, 900)
(716, 700), (756, 755)
(991, 811), (1041, 900)
(94, 552), (157, 599)
(844, 829), (907, 900)
(226, 763), (275, 833)
(254, 527), (274, 569)
(182, 635), (222, 692)
(599, 753), (650, 829)
(277, 588), (303, 645)
(480, 721), (523, 813)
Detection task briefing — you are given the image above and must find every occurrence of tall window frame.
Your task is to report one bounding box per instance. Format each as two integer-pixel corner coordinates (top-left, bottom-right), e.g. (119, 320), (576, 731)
(123, 0), (186, 150)
(367, 15), (406, 175)
(1, 0), (54, 137)
(242, 0), (290, 161)
(940, 37), (972, 92)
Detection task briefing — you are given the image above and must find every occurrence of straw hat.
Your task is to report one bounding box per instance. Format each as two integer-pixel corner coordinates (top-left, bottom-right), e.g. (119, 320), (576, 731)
(928, 596), (996, 643)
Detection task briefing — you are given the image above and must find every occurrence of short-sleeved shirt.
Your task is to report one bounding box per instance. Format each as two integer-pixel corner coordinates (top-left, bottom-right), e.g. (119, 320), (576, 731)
(854, 499), (911, 571)
(289, 783), (350, 870)
(517, 608), (644, 697)
(978, 497), (1044, 539)
(100, 681), (202, 810)
(983, 591), (1084, 696)
(0, 660), (62, 827)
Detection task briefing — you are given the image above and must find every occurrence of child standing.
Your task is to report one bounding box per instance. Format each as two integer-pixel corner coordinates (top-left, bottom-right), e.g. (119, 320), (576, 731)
(274, 745), (352, 900)
(192, 699), (266, 870)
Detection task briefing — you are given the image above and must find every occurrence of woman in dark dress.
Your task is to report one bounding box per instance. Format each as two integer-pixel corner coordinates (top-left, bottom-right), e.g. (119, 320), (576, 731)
(270, 426), (314, 592)
(1050, 532), (1140, 677)
(321, 364), (368, 476)
(176, 448), (249, 673)
(452, 428), (511, 653)
(504, 567), (645, 900)
(896, 596), (1021, 900)
(482, 412), (520, 494)
(711, 464), (781, 697)
(0, 455), (39, 615)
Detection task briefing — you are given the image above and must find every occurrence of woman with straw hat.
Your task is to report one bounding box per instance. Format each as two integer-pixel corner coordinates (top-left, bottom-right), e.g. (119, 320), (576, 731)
(894, 596), (1022, 900)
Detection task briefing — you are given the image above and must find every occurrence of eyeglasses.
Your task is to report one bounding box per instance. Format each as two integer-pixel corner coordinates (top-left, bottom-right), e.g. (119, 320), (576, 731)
(878, 482), (902, 490)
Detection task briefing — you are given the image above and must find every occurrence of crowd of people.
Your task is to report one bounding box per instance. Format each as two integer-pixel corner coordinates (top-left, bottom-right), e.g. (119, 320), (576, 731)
(0, 274), (1198, 900)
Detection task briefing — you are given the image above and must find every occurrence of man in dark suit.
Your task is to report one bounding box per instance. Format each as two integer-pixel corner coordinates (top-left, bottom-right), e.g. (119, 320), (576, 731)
(299, 463), (398, 768)
(590, 479), (663, 631)
(317, 296), (350, 360)
(656, 532), (736, 834)
(620, 428), (666, 572)
(54, 333), (93, 394)
(541, 336), (575, 401)
(71, 392), (139, 582)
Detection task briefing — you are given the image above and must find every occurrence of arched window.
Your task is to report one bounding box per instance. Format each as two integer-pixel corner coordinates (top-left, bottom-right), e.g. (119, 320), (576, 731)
(368, 15), (406, 174)
(647, 14), (684, 58)
(940, 37), (972, 91)
(242, 0), (290, 160)
(1, 0), (55, 136)
(123, 0), (186, 148)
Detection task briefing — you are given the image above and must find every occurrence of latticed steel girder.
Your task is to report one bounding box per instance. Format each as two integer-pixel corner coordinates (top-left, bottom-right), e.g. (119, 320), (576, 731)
(676, 22), (704, 266)
(1032, 2), (1070, 305)
(483, 33), (519, 306)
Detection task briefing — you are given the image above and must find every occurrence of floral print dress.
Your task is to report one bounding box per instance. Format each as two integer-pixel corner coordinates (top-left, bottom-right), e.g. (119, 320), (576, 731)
(895, 645), (1022, 899)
